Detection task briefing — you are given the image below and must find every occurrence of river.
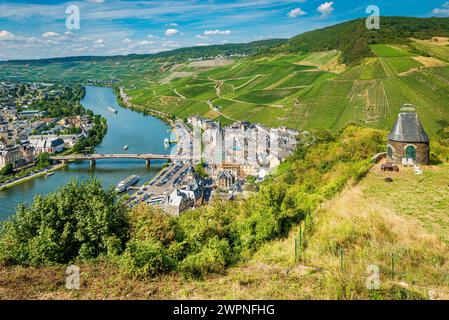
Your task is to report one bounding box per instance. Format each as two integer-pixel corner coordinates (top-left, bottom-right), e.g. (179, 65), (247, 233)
(0, 86), (173, 220)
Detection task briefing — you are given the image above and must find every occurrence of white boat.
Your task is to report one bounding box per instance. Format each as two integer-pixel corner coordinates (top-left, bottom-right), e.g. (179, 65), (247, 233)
(107, 107), (118, 114)
(164, 138), (170, 149)
(116, 175), (140, 193)
(123, 145), (129, 150)
(45, 172), (54, 177)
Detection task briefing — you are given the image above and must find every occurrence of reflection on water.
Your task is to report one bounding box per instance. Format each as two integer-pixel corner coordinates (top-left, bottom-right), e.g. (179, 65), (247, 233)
(0, 86), (173, 220)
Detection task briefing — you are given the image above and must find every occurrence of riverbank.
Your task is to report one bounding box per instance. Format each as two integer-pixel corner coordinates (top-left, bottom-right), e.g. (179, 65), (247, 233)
(0, 121), (106, 192)
(1, 86), (173, 218)
(0, 163), (68, 191)
(115, 86), (177, 127)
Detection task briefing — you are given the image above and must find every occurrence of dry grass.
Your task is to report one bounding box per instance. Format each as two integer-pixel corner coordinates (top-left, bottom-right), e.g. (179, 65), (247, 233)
(412, 56), (447, 68)
(413, 37), (449, 46)
(187, 59), (233, 68)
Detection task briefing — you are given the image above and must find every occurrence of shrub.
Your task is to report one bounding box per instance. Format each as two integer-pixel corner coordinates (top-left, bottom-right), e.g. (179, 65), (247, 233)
(127, 204), (177, 246)
(120, 239), (175, 277)
(0, 179), (128, 266)
(179, 238), (231, 279)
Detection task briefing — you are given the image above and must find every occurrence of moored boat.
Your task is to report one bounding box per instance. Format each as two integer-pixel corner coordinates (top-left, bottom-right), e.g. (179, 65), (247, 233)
(116, 175), (140, 193)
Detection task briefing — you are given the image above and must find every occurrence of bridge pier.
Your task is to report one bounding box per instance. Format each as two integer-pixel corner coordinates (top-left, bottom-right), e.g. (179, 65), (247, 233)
(145, 159), (151, 167)
(90, 159), (96, 167)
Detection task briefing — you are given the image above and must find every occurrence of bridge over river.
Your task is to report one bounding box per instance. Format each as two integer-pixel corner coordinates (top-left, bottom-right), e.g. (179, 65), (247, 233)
(51, 154), (199, 166)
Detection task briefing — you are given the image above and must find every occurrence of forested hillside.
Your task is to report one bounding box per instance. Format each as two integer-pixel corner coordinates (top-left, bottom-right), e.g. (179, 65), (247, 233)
(284, 17), (449, 65)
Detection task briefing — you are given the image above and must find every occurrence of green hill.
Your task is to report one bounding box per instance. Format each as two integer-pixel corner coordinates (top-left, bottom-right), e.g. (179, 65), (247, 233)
(0, 39), (285, 83)
(284, 17), (449, 65)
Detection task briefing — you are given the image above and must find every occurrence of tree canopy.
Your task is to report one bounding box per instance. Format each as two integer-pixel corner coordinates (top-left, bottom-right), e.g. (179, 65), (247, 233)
(0, 179), (128, 266)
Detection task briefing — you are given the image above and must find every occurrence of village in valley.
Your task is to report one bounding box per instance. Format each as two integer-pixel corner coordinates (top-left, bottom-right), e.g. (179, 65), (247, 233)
(0, 78), (300, 216)
(0, 81), (97, 186)
(125, 115), (301, 215)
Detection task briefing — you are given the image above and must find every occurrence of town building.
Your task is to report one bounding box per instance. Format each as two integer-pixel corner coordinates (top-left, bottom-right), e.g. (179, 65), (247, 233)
(387, 109), (430, 165)
(165, 188), (195, 216)
(29, 134), (82, 149)
(30, 136), (65, 154)
(0, 144), (35, 169)
(217, 170), (236, 189)
(18, 110), (46, 118)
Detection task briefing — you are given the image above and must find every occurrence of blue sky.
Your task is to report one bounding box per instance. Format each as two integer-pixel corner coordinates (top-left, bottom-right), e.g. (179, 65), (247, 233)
(0, 0), (448, 60)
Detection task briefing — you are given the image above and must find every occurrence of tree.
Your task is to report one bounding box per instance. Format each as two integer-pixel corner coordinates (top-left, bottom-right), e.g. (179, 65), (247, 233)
(36, 152), (50, 168)
(0, 163), (13, 176)
(0, 179), (129, 266)
(194, 162), (208, 179)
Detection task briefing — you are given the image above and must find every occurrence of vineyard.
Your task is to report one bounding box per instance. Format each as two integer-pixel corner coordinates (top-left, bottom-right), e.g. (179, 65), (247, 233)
(348, 80), (391, 123)
(117, 38), (449, 133)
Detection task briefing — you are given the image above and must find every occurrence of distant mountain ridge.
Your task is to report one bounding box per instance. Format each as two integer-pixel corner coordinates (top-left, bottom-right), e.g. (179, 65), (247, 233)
(1, 39), (287, 64)
(2, 16), (449, 66)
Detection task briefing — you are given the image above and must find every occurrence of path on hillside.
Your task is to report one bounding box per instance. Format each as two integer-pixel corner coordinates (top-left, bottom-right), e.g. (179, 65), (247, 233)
(209, 76), (286, 109)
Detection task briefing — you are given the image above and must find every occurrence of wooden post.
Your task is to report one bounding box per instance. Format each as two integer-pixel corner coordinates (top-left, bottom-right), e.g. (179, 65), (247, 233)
(146, 159), (151, 167)
(294, 239), (298, 262)
(339, 248), (344, 270)
(391, 253), (395, 279)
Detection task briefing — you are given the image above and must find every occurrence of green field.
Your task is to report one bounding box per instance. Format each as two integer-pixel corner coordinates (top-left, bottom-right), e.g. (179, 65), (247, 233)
(0, 57), (161, 83)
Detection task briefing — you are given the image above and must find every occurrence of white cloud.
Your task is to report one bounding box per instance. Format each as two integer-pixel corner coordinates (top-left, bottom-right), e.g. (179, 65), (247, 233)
(0, 30), (15, 41)
(196, 43), (209, 46)
(204, 29), (231, 36)
(433, 8), (449, 16)
(147, 34), (158, 39)
(317, 2), (334, 16)
(287, 8), (307, 18)
(195, 34), (208, 39)
(94, 38), (104, 44)
(136, 40), (154, 46)
(165, 28), (181, 36)
(43, 31), (60, 38)
(86, 0), (106, 3)
(167, 22), (178, 26)
(122, 38), (132, 44)
(161, 40), (180, 48)
(433, 2), (449, 16)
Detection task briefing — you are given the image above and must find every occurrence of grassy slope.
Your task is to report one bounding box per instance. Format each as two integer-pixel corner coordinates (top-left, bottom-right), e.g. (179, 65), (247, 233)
(2, 164), (448, 300)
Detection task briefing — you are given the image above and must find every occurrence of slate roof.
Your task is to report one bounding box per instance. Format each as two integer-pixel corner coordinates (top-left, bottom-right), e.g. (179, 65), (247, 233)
(387, 112), (429, 143)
